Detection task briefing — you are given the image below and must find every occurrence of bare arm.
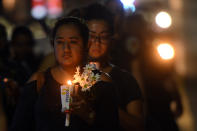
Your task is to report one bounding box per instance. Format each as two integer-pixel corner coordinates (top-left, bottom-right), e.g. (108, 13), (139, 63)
(165, 78), (183, 118)
(119, 100), (144, 131)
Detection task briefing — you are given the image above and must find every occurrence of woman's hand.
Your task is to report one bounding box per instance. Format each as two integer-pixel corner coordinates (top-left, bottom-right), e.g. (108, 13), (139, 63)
(70, 89), (95, 125)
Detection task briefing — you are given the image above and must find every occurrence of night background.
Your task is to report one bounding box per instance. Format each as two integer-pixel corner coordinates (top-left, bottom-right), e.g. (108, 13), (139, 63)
(0, 0), (197, 131)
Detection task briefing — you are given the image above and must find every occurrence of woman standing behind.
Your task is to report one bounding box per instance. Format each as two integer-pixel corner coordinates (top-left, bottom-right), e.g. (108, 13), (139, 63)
(84, 4), (144, 131)
(10, 17), (119, 131)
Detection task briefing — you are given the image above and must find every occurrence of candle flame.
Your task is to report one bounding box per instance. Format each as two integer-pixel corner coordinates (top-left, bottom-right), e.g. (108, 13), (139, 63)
(67, 80), (72, 85)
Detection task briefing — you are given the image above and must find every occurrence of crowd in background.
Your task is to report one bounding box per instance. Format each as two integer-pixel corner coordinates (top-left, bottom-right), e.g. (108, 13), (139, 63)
(0, 0), (183, 131)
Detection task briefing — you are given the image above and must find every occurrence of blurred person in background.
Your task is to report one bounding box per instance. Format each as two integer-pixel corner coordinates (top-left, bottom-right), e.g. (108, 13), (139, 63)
(0, 24), (20, 128)
(123, 13), (183, 131)
(104, 0), (125, 39)
(84, 3), (144, 131)
(0, 24), (10, 60)
(0, 23), (12, 76)
(9, 26), (42, 86)
(0, 77), (20, 128)
(104, 0), (133, 72)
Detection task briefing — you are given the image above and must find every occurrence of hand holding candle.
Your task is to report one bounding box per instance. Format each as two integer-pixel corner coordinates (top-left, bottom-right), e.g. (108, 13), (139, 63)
(60, 80), (73, 127)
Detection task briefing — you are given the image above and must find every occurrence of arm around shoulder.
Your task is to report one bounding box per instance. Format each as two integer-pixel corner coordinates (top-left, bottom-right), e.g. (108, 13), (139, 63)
(27, 72), (45, 92)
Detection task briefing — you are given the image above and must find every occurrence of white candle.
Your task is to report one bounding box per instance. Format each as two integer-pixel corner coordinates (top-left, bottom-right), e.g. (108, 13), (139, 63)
(60, 80), (73, 127)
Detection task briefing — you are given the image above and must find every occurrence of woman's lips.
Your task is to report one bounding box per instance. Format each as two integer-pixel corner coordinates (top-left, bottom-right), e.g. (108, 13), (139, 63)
(63, 54), (72, 59)
(92, 49), (100, 53)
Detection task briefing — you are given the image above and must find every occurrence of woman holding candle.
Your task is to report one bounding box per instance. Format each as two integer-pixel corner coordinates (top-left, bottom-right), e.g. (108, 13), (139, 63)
(84, 4), (144, 131)
(10, 17), (119, 131)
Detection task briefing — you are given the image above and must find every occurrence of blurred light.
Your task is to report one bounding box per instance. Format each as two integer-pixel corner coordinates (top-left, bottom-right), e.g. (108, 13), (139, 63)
(67, 80), (72, 85)
(47, 0), (63, 18)
(3, 78), (8, 83)
(31, 0), (47, 20)
(2, 0), (16, 12)
(31, 5), (47, 19)
(157, 43), (174, 60)
(155, 11), (172, 28)
(169, 0), (182, 10)
(120, 0), (136, 12)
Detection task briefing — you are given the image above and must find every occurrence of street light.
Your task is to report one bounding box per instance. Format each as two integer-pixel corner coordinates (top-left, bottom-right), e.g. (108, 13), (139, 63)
(155, 11), (172, 29)
(157, 43), (174, 60)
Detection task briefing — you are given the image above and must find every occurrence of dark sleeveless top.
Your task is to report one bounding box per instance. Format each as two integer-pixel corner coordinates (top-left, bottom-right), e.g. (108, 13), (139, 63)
(10, 68), (120, 131)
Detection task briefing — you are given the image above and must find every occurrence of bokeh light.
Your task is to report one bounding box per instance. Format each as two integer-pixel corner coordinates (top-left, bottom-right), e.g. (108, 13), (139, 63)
(2, 0), (16, 12)
(155, 11), (172, 28)
(47, 0), (63, 18)
(31, 0), (47, 20)
(31, 5), (47, 19)
(3, 77), (8, 83)
(120, 0), (136, 12)
(157, 43), (175, 60)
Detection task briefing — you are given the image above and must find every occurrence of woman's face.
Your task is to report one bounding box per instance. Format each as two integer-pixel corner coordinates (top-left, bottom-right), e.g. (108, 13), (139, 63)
(88, 20), (111, 60)
(54, 24), (84, 68)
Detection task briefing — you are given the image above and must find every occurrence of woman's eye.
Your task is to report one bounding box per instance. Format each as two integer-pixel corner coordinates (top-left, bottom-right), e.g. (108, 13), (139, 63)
(70, 40), (77, 44)
(90, 35), (96, 39)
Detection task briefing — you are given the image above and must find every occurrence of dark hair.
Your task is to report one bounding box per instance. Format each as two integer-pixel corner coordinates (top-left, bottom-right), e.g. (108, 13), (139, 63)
(67, 8), (87, 19)
(84, 3), (114, 35)
(11, 26), (34, 46)
(105, 0), (124, 12)
(51, 17), (89, 47)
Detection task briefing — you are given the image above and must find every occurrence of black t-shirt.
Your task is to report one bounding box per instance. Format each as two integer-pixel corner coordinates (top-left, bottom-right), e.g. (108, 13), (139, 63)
(109, 66), (142, 110)
(11, 68), (119, 131)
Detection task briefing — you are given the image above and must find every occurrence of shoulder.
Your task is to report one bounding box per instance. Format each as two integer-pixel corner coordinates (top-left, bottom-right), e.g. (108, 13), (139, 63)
(27, 71), (47, 92)
(114, 66), (140, 93)
(27, 72), (45, 83)
(111, 65), (138, 84)
(110, 66), (142, 102)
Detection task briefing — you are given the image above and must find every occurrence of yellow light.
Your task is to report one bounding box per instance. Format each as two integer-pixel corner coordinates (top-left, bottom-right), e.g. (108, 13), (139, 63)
(157, 43), (174, 60)
(155, 11), (172, 28)
(67, 80), (72, 85)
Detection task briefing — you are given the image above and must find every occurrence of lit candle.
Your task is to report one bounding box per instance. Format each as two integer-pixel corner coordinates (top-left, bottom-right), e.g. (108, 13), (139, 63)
(60, 80), (73, 127)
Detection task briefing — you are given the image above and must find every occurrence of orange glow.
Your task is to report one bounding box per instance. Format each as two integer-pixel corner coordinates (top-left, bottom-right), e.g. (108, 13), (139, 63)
(3, 0), (16, 11)
(3, 78), (8, 83)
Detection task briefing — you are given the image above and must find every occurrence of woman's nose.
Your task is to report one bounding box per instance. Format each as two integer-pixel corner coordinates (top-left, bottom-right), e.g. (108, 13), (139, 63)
(94, 36), (102, 44)
(63, 42), (71, 51)
(93, 38), (101, 47)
